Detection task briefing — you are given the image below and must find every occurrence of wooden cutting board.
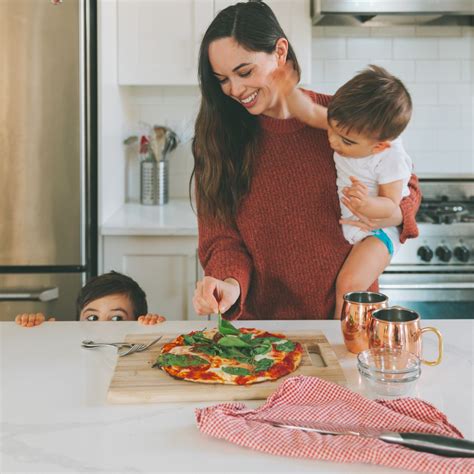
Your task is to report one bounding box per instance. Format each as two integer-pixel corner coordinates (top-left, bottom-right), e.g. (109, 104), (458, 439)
(107, 330), (346, 404)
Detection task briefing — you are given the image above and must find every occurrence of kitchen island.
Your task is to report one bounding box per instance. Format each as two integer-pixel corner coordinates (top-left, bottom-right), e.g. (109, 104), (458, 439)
(1, 320), (472, 473)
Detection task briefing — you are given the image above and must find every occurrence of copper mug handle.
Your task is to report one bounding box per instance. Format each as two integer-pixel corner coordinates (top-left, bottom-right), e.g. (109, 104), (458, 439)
(420, 326), (443, 366)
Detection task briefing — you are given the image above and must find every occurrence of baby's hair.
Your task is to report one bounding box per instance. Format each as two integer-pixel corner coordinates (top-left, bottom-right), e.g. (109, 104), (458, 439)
(327, 64), (412, 141)
(76, 271), (148, 319)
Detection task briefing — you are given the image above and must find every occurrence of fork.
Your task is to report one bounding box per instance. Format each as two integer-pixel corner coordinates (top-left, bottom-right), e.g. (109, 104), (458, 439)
(118, 336), (163, 357)
(81, 336), (163, 357)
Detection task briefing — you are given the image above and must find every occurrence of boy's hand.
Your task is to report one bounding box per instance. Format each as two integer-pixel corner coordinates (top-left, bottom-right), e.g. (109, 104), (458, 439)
(137, 314), (166, 325)
(15, 313), (55, 327)
(342, 176), (369, 212)
(270, 60), (299, 98)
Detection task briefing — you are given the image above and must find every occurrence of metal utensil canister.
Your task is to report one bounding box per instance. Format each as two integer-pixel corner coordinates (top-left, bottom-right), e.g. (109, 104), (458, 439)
(341, 291), (389, 354)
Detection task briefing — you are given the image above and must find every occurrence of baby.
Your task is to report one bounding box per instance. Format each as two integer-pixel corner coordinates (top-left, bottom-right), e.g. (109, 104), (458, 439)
(15, 271), (166, 327)
(276, 64), (413, 319)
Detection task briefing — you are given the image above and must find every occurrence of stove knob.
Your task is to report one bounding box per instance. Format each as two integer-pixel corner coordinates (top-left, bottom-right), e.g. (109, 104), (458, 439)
(417, 245), (434, 262)
(435, 245), (452, 262)
(454, 245), (470, 263)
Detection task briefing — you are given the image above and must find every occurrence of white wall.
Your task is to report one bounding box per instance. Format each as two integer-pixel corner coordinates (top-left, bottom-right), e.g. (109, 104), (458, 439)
(100, 16), (474, 218)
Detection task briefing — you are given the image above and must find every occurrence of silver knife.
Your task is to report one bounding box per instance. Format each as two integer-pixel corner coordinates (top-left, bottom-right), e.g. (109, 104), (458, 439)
(264, 420), (474, 458)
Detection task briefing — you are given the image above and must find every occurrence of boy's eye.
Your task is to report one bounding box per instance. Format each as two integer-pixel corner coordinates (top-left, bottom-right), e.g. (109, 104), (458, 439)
(342, 139), (353, 146)
(111, 315), (123, 321)
(86, 315), (99, 321)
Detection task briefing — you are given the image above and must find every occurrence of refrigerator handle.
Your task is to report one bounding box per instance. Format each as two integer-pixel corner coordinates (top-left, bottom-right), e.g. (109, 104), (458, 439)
(0, 287), (59, 302)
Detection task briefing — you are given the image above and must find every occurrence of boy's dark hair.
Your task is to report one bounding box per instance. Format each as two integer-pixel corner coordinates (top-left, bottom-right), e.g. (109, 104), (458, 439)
(327, 64), (412, 141)
(76, 271), (148, 319)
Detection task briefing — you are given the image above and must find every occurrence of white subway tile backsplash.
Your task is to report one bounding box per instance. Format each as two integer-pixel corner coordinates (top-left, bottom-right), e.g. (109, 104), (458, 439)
(310, 82), (341, 95)
(369, 60), (415, 82)
(416, 60), (462, 82)
(436, 130), (473, 152)
(415, 26), (462, 38)
(402, 129), (438, 152)
(438, 83), (472, 104)
(323, 59), (368, 83)
(405, 83), (438, 105)
(410, 105), (461, 129)
(394, 38), (438, 59)
(322, 26), (370, 38)
(311, 60), (326, 83)
(461, 60), (473, 81)
(370, 26), (416, 37)
(312, 38), (346, 59)
(439, 37), (472, 59)
(347, 38), (392, 59)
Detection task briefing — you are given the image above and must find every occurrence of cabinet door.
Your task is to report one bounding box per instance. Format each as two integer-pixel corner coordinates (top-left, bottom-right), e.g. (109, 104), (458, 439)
(103, 236), (198, 320)
(118, 0), (213, 85)
(214, 0), (311, 85)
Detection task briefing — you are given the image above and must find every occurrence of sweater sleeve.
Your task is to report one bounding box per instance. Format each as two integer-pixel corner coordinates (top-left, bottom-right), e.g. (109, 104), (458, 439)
(399, 173), (421, 243)
(197, 212), (253, 320)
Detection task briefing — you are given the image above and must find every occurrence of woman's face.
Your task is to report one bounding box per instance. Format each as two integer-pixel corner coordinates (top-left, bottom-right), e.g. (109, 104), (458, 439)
(79, 293), (135, 321)
(208, 37), (287, 117)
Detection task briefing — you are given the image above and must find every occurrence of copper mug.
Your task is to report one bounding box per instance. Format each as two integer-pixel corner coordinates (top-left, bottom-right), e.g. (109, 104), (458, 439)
(368, 307), (443, 366)
(341, 291), (389, 354)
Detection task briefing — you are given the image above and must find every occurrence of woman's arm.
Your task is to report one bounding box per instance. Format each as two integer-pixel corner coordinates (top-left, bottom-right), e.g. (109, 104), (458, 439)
(196, 211), (253, 320)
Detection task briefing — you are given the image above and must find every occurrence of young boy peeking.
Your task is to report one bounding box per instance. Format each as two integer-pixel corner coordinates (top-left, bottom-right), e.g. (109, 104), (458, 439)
(275, 64), (414, 319)
(15, 271), (166, 327)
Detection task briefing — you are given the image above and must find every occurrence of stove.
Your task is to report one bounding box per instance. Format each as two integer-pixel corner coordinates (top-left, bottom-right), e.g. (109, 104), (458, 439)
(380, 180), (474, 317)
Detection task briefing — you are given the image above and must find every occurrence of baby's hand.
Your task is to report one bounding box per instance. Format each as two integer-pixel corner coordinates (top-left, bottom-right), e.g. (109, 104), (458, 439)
(15, 313), (56, 327)
(270, 60), (299, 98)
(137, 313), (166, 325)
(342, 176), (369, 211)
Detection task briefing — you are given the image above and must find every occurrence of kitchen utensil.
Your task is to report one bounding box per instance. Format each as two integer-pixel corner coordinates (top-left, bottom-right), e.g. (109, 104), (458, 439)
(266, 420), (474, 457)
(82, 336), (162, 357)
(107, 330), (346, 403)
(368, 306), (443, 366)
(357, 348), (421, 397)
(341, 291), (389, 354)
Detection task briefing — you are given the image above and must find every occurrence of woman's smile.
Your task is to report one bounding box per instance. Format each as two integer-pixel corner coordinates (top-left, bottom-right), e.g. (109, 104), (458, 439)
(238, 90), (259, 108)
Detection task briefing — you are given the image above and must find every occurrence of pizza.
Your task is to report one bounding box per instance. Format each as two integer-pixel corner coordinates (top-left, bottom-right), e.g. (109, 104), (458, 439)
(153, 318), (303, 385)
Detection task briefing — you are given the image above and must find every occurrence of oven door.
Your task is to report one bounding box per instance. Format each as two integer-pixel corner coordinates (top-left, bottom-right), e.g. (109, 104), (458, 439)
(379, 272), (474, 319)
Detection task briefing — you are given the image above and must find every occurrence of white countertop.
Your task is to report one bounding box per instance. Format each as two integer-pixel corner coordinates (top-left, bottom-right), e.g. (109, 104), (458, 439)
(101, 200), (198, 236)
(2, 320), (473, 473)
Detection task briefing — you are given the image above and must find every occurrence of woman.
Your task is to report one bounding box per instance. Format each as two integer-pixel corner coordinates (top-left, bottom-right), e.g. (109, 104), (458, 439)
(192, 2), (420, 320)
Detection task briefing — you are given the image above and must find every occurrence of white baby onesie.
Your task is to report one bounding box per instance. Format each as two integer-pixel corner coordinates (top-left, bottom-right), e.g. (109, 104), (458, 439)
(334, 138), (413, 255)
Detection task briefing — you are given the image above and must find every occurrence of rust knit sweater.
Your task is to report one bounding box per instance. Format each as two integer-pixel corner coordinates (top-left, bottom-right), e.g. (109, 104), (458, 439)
(198, 92), (421, 320)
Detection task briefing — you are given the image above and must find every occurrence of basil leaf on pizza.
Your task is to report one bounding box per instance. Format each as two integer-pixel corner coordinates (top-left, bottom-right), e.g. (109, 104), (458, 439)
(155, 353), (209, 368)
(218, 335), (252, 348)
(218, 313), (240, 336)
(222, 366), (252, 376)
(275, 340), (296, 352)
(254, 358), (274, 372)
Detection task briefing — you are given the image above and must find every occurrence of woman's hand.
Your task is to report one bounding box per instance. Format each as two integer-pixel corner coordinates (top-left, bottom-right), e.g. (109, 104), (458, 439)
(15, 313), (55, 327)
(193, 276), (240, 316)
(341, 194), (403, 232)
(137, 314), (166, 325)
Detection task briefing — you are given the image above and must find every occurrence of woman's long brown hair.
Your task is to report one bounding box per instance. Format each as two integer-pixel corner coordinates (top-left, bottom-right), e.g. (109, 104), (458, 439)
(191, 1), (300, 224)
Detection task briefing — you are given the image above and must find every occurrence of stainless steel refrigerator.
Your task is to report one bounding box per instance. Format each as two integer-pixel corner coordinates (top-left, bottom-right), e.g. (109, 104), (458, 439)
(0, 0), (97, 321)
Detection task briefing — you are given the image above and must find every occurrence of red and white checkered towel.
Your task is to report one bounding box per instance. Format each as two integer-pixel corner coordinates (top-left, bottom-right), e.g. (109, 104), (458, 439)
(195, 376), (474, 473)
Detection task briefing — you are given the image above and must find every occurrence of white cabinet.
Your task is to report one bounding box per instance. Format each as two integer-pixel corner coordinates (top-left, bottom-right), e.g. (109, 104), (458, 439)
(117, 0), (311, 85)
(103, 235), (202, 320)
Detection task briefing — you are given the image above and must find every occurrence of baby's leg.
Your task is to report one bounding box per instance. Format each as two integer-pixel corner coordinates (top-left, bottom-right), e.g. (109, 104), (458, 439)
(334, 236), (391, 319)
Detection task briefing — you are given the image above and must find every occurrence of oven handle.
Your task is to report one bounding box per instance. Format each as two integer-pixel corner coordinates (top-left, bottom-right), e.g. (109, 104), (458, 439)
(0, 287), (59, 301)
(380, 283), (474, 290)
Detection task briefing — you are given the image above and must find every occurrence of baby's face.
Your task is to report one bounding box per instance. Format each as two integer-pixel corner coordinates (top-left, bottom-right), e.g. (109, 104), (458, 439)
(80, 293), (135, 321)
(327, 120), (389, 158)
